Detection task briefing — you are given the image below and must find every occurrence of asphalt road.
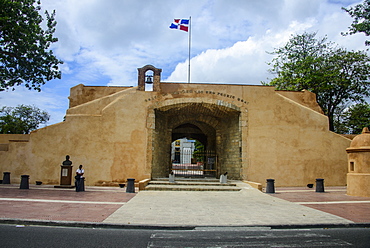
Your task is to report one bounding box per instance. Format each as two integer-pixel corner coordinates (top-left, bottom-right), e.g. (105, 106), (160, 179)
(1, 224), (369, 247)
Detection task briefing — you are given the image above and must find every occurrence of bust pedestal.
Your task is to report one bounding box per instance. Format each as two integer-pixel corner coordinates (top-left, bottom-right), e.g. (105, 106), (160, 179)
(54, 165), (74, 188)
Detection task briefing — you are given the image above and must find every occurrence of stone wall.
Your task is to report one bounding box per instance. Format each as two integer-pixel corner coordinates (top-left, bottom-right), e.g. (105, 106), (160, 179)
(69, 84), (131, 108)
(0, 82), (351, 186)
(217, 113), (241, 178)
(152, 109), (171, 178)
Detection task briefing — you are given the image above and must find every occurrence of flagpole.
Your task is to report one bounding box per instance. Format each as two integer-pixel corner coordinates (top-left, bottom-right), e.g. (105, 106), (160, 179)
(188, 16), (191, 83)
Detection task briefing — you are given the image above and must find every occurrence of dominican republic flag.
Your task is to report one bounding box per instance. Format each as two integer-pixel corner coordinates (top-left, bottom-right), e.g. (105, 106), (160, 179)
(169, 19), (189, 32)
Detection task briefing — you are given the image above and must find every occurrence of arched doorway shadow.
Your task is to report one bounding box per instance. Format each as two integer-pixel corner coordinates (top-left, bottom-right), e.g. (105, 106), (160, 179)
(150, 101), (241, 179)
(171, 122), (217, 178)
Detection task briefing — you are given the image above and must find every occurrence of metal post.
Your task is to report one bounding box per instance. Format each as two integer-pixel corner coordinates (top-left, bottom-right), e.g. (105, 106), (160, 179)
(316, 178), (325, 192)
(126, 178), (135, 193)
(188, 16), (191, 83)
(266, 179), (275, 193)
(20, 175), (29, 189)
(2, 172), (10, 184)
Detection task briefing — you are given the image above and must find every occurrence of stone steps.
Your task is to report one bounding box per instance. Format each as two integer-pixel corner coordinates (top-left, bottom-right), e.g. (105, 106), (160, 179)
(151, 178), (220, 182)
(148, 180), (237, 187)
(144, 179), (241, 191)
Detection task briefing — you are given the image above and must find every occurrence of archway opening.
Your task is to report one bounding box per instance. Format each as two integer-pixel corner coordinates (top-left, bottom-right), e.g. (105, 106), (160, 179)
(170, 122), (217, 177)
(151, 102), (241, 179)
(144, 70), (154, 91)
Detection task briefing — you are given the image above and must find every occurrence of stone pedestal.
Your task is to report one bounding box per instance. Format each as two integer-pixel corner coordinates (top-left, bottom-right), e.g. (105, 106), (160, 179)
(347, 173), (370, 197)
(60, 165), (73, 185)
(54, 165), (74, 188)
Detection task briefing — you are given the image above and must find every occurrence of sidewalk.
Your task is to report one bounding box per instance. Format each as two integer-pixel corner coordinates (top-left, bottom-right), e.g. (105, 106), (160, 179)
(270, 186), (370, 223)
(0, 184), (135, 223)
(0, 182), (369, 228)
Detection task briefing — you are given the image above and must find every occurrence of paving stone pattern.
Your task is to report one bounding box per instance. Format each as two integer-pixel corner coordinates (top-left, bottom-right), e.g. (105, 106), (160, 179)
(270, 187), (370, 223)
(0, 185), (135, 222)
(1, 183), (369, 226)
(103, 183), (353, 226)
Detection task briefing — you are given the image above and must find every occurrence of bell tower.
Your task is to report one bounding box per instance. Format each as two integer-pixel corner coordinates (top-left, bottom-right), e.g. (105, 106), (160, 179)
(137, 65), (162, 92)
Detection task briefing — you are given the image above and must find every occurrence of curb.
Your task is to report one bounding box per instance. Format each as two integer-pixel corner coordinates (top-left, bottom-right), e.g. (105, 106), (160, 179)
(1, 218), (370, 230)
(0, 218), (194, 230)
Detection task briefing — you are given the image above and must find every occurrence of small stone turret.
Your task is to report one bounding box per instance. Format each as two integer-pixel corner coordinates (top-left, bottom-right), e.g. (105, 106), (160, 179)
(346, 127), (370, 197)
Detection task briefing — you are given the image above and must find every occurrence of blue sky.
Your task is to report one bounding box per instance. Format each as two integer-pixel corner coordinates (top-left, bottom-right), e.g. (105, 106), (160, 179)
(0, 0), (367, 125)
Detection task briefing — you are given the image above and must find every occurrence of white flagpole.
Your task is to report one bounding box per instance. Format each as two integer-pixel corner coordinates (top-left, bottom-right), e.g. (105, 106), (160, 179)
(188, 16), (191, 83)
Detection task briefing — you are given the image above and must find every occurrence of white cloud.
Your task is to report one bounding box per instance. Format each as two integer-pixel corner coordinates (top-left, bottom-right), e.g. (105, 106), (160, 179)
(1, 0), (367, 125)
(166, 20), (317, 84)
(167, 0), (367, 84)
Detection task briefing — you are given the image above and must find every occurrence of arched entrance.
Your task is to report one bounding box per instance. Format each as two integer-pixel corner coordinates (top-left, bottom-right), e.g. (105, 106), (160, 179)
(171, 122), (217, 177)
(150, 100), (241, 179)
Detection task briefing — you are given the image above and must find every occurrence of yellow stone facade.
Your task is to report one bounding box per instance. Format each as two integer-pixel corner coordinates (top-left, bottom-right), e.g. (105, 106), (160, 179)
(346, 127), (370, 197)
(0, 65), (351, 187)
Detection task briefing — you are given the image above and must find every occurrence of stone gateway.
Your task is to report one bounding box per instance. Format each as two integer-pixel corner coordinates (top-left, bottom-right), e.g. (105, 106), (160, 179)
(0, 65), (351, 187)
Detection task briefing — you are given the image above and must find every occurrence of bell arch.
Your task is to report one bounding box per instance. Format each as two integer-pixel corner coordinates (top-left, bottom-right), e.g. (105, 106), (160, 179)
(150, 100), (242, 179)
(137, 64), (162, 92)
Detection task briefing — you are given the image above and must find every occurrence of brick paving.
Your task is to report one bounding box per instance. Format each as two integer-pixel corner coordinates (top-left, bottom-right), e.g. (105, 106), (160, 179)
(1, 183), (369, 226)
(270, 187), (370, 223)
(0, 185), (136, 222)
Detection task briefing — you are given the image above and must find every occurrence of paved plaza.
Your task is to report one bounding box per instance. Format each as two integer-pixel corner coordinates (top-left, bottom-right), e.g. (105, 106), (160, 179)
(0, 181), (370, 228)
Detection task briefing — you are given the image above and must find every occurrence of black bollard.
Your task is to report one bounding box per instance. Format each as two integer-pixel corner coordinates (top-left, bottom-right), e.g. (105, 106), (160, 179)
(126, 178), (135, 193)
(266, 179), (275, 193)
(76, 177), (85, 192)
(3, 172), (11, 184)
(20, 175), (29, 189)
(316, 178), (325, 192)
(80, 177), (85, 191)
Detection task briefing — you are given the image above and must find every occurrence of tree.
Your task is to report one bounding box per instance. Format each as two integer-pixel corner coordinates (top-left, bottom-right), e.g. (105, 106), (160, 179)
(335, 103), (370, 134)
(193, 140), (205, 162)
(265, 32), (331, 92)
(264, 32), (370, 131)
(0, 104), (50, 134)
(0, 0), (63, 91)
(342, 0), (370, 46)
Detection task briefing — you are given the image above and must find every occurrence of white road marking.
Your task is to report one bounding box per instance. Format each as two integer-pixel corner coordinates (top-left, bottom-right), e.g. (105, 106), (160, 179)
(0, 198), (125, 205)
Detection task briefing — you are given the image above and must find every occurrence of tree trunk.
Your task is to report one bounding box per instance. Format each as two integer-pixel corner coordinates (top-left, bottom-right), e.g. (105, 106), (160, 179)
(328, 113), (335, 132)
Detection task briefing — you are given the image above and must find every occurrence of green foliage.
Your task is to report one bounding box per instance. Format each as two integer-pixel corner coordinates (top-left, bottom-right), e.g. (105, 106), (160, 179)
(0, 0), (63, 91)
(342, 0), (370, 46)
(193, 140), (205, 162)
(0, 104), (50, 134)
(266, 32), (330, 92)
(264, 32), (370, 131)
(335, 103), (370, 134)
(194, 140), (204, 151)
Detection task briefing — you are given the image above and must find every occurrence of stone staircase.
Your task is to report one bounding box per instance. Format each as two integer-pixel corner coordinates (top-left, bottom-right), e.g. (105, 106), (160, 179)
(144, 178), (241, 191)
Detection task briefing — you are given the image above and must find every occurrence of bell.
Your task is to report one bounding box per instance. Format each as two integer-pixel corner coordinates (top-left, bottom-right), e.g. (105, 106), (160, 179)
(145, 75), (153, 84)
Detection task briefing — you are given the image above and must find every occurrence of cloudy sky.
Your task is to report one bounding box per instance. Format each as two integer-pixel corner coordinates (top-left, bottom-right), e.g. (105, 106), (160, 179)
(1, 0), (368, 125)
